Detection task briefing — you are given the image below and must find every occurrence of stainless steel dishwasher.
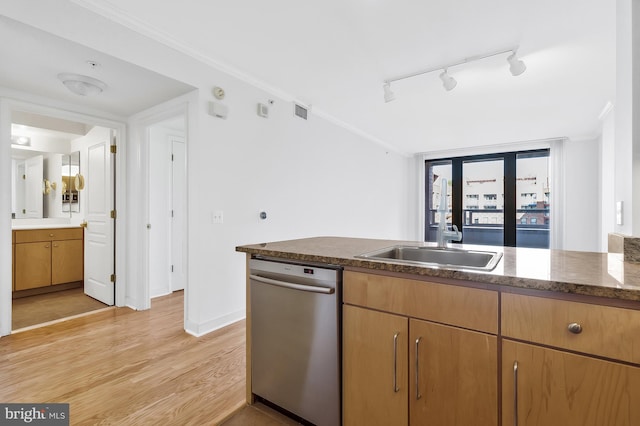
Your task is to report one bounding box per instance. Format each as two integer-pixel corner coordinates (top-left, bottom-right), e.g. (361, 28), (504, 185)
(250, 257), (342, 426)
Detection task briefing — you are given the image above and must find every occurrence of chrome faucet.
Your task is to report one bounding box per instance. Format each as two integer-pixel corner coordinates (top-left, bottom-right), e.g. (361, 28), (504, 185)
(436, 178), (462, 248)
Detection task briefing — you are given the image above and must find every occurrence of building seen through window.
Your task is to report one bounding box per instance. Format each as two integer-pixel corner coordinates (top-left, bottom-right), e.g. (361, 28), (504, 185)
(426, 149), (550, 248)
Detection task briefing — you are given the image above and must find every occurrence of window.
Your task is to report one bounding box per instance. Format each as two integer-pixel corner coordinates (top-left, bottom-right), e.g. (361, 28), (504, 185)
(425, 149), (550, 248)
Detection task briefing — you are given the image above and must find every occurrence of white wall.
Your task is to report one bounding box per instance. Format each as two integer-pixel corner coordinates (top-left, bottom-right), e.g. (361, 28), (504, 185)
(613, 0), (640, 236)
(600, 110), (616, 251)
(184, 91), (410, 334)
(563, 138), (600, 252)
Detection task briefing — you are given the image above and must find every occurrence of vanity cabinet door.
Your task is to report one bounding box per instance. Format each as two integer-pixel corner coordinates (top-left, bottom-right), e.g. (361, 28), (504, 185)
(343, 304), (408, 426)
(14, 242), (52, 290)
(52, 239), (83, 285)
(502, 340), (640, 426)
(410, 319), (498, 426)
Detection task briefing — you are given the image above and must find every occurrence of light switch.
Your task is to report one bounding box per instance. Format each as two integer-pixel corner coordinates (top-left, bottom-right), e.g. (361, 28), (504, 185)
(616, 201), (623, 225)
(212, 210), (224, 224)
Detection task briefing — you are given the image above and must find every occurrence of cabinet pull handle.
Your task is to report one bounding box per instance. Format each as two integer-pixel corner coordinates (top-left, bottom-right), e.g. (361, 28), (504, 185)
(513, 360), (519, 426)
(415, 336), (422, 400)
(393, 332), (400, 393)
(567, 322), (583, 334)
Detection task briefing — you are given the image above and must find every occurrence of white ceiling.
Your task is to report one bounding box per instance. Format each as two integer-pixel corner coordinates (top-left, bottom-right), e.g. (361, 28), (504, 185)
(1, 0), (616, 155)
(0, 15), (195, 118)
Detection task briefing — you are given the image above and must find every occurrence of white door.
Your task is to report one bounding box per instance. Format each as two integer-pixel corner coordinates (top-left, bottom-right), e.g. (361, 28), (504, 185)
(170, 138), (186, 291)
(24, 155), (43, 218)
(84, 132), (115, 305)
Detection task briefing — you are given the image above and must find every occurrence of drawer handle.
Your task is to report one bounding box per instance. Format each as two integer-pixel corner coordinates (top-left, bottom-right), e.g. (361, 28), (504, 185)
(415, 336), (422, 400)
(393, 332), (400, 393)
(567, 322), (583, 334)
(513, 361), (518, 426)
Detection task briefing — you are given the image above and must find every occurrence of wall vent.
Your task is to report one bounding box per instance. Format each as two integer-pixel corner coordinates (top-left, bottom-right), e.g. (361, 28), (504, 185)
(294, 103), (308, 120)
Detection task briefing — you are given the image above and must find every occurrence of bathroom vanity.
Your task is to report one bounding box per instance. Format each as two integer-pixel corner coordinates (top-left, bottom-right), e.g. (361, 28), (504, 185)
(12, 226), (84, 294)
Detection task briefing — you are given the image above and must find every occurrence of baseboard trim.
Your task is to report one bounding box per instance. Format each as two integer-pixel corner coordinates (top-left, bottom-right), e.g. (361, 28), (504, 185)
(185, 309), (246, 337)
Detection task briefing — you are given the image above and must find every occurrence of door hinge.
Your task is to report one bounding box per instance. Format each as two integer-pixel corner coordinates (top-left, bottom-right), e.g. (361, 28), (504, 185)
(110, 210), (117, 219)
(110, 274), (116, 282)
(171, 210), (174, 218)
(171, 154), (174, 161)
(171, 265), (174, 272)
(110, 144), (117, 154)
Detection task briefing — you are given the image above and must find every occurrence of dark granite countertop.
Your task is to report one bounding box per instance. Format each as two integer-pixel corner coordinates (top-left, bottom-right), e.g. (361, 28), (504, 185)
(236, 236), (640, 302)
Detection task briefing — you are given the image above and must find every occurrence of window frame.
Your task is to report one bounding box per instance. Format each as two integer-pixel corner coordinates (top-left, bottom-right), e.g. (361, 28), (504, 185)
(425, 148), (550, 247)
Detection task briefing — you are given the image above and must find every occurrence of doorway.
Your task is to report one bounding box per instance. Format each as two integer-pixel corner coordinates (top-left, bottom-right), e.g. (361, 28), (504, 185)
(148, 114), (187, 300)
(7, 106), (119, 332)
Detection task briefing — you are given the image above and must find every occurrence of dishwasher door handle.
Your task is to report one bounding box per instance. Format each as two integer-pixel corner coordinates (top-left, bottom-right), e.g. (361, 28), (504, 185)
(250, 274), (335, 294)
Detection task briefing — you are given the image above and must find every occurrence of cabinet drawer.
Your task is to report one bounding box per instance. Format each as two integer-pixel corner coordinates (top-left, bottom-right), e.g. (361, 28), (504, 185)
(344, 271), (498, 334)
(15, 227), (83, 243)
(502, 293), (640, 364)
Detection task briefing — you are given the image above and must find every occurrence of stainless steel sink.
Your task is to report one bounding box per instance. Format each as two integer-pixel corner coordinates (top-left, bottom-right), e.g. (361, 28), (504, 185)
(356, 245), (503, 271)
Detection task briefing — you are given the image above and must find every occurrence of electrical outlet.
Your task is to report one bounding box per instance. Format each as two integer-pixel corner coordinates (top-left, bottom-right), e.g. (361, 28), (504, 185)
(212, 210), (224, 224)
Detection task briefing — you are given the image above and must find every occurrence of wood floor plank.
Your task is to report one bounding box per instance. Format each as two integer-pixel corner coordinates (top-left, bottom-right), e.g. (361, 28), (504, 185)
(0, 291), (247, 425)
(12, 287), (109, 330)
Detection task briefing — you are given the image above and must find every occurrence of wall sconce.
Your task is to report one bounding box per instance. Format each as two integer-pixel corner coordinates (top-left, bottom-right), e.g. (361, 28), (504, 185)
(11, 136), (31, 146)
(43, 179), (57, 195)
(74, 174), (85, 191)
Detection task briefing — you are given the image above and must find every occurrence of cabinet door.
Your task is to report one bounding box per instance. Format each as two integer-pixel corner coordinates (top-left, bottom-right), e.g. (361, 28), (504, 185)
(502, 340), (640, 426)
(14, 242), (51, 290)
(343, 305), (408, 426)
(410, 319), (498, 426)
(51, 239), (84, 285)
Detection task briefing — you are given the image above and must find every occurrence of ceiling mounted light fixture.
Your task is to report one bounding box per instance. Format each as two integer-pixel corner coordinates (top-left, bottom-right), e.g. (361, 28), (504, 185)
(507, 51), (527, 76)
(439, 69), (457, 91)
(382, 46), (526, 100)
(383, 83), (396, 103)
(57, 73), (107, 96)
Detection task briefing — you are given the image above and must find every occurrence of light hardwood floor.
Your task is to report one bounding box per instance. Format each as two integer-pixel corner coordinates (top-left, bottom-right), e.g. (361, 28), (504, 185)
(0, 291), (247, 425)
(12, 287), (109, 330)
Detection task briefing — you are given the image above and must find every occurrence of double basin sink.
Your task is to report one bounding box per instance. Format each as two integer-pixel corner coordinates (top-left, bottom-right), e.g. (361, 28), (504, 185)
(357, 245), (503, 271)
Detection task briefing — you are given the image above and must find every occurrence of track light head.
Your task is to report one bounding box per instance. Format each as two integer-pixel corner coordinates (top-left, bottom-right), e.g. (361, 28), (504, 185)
(507, 51), (527, 76)
(439, 69), (457, 91)
(383, 83), (396, 103)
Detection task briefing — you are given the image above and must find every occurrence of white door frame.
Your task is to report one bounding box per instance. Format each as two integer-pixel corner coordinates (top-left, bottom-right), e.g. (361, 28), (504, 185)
(0, 97), (128, 336)
(127, 98), (190, 315)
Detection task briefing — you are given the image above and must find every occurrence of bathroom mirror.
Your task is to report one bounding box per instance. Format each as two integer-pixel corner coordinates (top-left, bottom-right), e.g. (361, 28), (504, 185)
(11, 148), (73, 219)
(62, 151), (80, 213)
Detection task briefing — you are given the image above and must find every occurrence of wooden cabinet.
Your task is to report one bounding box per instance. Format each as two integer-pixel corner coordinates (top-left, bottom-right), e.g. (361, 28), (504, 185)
(343, 305), (408, 426)
(13, 227), (83, 291)
(343, 271), (499, 426)
(502, 293), (640, 426)
(410, 319), (497, 426)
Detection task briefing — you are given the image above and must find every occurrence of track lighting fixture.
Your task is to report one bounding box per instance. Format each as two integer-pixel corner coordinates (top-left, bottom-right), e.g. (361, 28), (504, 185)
(382, 46), (526, 101)
(383, 83), (396, 103)
(439, 69), (457, 91)
(507, 51), (526, 76)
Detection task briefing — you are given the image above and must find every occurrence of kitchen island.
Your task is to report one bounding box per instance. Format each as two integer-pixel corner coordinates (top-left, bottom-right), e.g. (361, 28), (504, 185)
(237, 236), (640, 426)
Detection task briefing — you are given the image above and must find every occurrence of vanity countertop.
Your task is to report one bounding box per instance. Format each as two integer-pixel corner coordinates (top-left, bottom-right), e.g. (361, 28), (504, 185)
(12, 224), (82, 230)
(236, 236), (640, 302)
